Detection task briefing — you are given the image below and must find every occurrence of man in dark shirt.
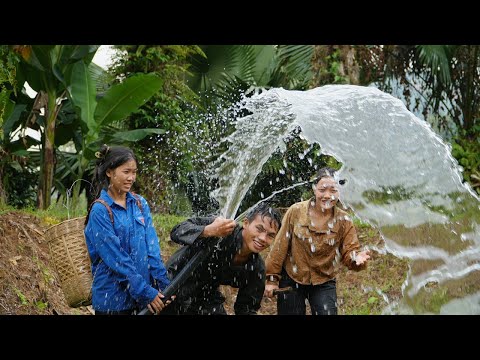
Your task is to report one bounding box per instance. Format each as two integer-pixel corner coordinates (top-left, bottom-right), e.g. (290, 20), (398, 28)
(164, 203), (282, 315)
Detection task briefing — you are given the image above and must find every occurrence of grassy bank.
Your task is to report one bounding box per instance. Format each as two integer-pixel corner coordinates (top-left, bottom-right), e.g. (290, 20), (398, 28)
(0, 204), (410, 315)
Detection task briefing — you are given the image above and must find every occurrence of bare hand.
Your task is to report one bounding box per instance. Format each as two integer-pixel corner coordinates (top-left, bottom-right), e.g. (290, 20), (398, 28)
(147, 292), (166, 315)
(355, 250), (371, 265)
(202, 217), (236, 238)
(264, 283), (279, 298)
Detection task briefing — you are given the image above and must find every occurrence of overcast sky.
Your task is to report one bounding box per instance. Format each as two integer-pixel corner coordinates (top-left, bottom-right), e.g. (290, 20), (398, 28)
(92, 45), (116, 69)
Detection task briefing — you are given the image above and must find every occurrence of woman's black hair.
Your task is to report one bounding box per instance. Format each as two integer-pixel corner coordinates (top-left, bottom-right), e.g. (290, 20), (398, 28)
(85, 145), (137, 225)
(313, 167), (346, 185)
(92, 144), (137, 198)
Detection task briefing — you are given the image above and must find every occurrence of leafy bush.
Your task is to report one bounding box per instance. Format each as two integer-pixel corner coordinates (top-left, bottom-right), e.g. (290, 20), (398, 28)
(451, 135), (480, 194)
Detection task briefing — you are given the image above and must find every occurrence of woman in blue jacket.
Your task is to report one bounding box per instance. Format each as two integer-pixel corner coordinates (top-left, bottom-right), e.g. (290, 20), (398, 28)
(84, 145), (171, 315)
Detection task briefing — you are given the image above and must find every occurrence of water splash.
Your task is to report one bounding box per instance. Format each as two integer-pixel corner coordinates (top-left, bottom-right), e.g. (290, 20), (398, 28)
(211, 92), (297, 219)
(211, 85), (480, 314)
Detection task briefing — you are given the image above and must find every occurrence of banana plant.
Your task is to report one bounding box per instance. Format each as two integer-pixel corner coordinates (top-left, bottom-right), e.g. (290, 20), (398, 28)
(11, 45), (100, 209)
(65, 64), (164, 213)
(9, 45), (164, 210)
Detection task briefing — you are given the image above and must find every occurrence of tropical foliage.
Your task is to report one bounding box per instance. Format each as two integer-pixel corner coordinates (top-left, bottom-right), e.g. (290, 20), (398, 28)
(312, 45), (480, 194)
(1, 44), (478, 212)
(1, 45), (164, 213)
(184, 45), (317, 213)
(109, 45), (206, 213)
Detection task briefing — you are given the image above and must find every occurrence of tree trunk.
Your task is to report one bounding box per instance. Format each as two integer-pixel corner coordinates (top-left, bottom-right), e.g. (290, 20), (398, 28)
(0, 163), (6, 205)
(338, 46), (360, 85)
(38, 91), (59, 209)
(311, 45), (362, 87)
(311, 45), (334, 87)
(462, 45), (479, 135)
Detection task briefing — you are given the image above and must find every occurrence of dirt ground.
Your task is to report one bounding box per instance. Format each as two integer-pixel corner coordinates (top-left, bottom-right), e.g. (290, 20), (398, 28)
(0, 211), (92, 314)
(0, 211), (407, 315)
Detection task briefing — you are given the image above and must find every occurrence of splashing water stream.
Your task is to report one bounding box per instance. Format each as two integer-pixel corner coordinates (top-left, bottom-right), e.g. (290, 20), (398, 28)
(211, 85), (480, 314)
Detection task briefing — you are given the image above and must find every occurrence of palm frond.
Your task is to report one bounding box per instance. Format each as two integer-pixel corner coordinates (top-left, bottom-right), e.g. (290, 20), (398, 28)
(270, 45), (314, 89)
(224, 45), (256, 84)
(416, 45), (455, 85)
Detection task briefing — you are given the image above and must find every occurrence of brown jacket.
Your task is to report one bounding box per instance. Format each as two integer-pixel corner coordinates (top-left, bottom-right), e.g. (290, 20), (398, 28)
(265, 198), (366, 286)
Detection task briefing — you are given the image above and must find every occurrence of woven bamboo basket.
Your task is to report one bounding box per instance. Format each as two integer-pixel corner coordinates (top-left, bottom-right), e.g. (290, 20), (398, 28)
(45, 216), (92, 307)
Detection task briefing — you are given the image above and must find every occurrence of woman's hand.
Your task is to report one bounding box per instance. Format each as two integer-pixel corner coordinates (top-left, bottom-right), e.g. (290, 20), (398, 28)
(147, 292), (167, 314)
(355, 250), (371, 265)
(264, 283), (279, 298)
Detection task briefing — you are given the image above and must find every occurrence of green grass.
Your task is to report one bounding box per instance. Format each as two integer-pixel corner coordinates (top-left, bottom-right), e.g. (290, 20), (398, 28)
(152, 213), (186, 242)
(352, 216), (370, 229)
(336, 222), (410, 315)
(152, 213), (187, 257)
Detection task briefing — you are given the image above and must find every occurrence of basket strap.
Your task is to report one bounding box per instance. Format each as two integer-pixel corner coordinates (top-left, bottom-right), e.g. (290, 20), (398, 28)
(85, 194), (143, 226)
(92, 199), (114, 224)
(131, 192), (144, 214)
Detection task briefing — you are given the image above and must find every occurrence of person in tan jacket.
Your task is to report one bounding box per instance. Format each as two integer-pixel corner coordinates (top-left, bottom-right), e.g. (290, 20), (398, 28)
(264, 167), (370, 315)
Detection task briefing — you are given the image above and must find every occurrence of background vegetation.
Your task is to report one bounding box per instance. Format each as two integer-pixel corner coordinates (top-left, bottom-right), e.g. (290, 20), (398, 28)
(2, 45), (477, 216)
(1, 45), (478, 314)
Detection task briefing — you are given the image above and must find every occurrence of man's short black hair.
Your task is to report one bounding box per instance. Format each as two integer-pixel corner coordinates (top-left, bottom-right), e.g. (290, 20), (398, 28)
(245, 202), (282, 230)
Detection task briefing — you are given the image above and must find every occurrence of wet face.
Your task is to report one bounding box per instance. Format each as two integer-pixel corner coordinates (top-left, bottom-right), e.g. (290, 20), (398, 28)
(242, 214), (279, 254)
(106, 159), (137, 195)
(313, 176), (340, 211)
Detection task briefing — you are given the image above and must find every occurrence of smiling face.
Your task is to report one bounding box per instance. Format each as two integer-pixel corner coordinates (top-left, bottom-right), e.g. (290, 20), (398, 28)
(313, 176), (340, 211)
(242, 214), (279, 254)
(106, 159), (137, 195)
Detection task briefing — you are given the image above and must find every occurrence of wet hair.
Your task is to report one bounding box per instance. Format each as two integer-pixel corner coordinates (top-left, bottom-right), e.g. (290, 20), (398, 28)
(91, 144), (138, 199)
(245, 202), (282, 230)
(313, 167), (346, 186)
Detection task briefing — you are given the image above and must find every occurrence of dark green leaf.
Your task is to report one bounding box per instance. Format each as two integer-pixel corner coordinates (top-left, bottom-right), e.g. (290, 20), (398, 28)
(94, 73), (163, 126)
(111, 128), (166, 142)
(70, 61), (97, 129)
(3, 103), (26, 137)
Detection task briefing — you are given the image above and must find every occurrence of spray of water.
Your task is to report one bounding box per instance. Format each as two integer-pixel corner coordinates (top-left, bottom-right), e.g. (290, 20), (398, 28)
(211, 85), (480, 314)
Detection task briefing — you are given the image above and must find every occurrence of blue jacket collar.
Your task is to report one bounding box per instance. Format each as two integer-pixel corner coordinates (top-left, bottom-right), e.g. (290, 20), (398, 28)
(100, 189), (136, 207)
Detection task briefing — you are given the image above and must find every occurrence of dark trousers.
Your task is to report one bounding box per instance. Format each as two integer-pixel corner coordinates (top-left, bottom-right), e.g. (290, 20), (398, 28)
(277, 270), (337, 315)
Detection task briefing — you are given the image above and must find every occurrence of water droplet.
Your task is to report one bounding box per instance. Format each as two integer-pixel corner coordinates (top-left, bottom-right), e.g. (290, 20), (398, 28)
(351, 251), (357, 262)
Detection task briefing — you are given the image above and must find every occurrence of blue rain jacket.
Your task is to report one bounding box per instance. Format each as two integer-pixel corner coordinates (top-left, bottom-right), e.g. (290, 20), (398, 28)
(84, 189), (170, 312)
